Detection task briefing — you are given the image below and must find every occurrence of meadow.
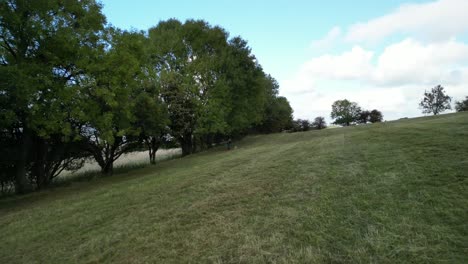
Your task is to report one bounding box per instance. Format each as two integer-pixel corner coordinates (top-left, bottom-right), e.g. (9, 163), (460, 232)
(0, 112), (467, 263)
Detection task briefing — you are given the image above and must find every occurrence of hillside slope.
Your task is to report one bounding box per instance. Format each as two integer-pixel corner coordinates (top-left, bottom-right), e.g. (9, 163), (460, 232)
(1, 113), (467, 263)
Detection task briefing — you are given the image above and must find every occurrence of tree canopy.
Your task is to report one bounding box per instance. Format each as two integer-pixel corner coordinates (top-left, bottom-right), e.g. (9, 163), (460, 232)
(0, 2), (293, 193)
(331, 99), (361, 126)
(455, 96), (468, 112)
(419, 85), (452, 115)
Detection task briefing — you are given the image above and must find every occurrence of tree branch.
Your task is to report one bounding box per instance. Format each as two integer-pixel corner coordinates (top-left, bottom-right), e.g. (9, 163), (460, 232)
(0, 35), (17, 59)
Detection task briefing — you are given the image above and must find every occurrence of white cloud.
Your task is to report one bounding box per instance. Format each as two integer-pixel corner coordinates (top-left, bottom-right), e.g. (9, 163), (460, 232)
(310, 26), (342, 50)
(345, 0), (468, 43)
(286, 38), (468, 87)
(280, 39), (468, 121)
(303, 46), (374, 80)
(374, 38), (468, 86)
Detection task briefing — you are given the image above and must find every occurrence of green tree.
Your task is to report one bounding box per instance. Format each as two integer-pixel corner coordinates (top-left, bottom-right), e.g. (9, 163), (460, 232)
(133, 90), (169, 165)
(331, 99), (361, 126)
(0, 0), (105, 193)
(312, 116), (327, 130)
(455, 96), (468, 112)
(256, 77), (293, 133)
(78, 29), (147, 174)
(222, 37), (269, 136)
(369, 109), (383, 123)
(357, 110), (370, 124)
(148, 19), (269, 155)
(148, 20), (228, 155)
(419, 85), (451, 115)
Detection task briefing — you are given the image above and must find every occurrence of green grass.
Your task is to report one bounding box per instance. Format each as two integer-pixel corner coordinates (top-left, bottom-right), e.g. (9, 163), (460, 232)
(1, 113), (467, 263)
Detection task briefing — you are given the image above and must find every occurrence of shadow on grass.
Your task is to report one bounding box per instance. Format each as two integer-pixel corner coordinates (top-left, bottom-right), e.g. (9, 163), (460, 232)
(0, 152), (183, 211)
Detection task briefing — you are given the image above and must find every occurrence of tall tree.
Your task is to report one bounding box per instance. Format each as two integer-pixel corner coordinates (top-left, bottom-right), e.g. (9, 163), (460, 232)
(256, 76), (293, 133)
(133, 89), (169, 165)
(0, 0), (106, 193)
(419, 85), (452, 115)
(331, 99), (361, 126)
(148, 20), (228, 155)
(78, 29), (147, 175)
(148, 19), (269, 155)
(455, 96), (468, 112)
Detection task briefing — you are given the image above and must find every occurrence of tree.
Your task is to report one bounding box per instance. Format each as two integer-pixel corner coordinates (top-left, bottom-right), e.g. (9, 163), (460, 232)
(0, 0), (106, 193)
(369, 109), (383, 123)
(312, 116), (327, 130)
(300, 119), (311, 131)
(78, 29), (148, 175)
(133, 90), (169, 165)
(357, 110), (370, 124)
(455, 96), (468, 112)
(148, 19), (230, 155)
(256, 77), (293, 133)
(331, 99), (361, 126)
(148, 19), (271, 155)
(290, 119), (311, 132)
(419, 85), (452, 115)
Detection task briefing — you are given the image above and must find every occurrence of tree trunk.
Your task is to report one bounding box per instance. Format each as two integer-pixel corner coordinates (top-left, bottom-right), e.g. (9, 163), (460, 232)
(101, 160), (114, 175)
(15, 129), (33, 194)
(180, 134), (193, 156)
(34, 138), (50, 189)
(147, 137), (160, 165)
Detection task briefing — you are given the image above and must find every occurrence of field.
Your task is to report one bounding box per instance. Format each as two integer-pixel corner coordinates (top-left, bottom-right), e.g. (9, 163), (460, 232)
(59, 148), (182, 178)
(1, 113), (467, 263)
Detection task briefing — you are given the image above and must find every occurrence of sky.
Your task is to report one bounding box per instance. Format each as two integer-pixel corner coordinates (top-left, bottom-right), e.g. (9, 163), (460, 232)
(100, 0), (468, 121)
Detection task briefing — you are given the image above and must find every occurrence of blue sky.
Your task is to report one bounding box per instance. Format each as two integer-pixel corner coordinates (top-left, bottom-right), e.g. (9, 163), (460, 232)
(101, 0), (468, 121)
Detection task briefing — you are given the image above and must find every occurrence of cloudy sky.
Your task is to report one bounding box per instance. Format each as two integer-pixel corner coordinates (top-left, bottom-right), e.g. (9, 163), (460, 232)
(101, 0), (468, 121)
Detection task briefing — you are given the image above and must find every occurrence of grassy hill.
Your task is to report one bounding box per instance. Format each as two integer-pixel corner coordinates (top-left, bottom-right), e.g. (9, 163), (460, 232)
(1, 113), (467, 263)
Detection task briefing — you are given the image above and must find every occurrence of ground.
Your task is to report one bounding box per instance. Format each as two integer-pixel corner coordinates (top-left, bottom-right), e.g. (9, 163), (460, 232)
(1, 112), (467, 263)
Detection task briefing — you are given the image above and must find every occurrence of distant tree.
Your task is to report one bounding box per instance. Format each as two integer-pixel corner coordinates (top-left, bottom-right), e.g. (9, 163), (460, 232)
(331, 99), (361, 126)
(419, 85), (452, 115)
(369, 109), (383, 123)
(455, 96), (468, 112)
(291, 120), (302, 132)
(301, 119), (311, 131)
(357, 110), (370, 124)
(312, 116), (327, 130)
(291, 119), (310, 132)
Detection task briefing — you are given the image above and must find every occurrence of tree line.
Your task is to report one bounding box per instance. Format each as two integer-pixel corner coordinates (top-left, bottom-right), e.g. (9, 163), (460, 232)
(0, 1), (293, 194)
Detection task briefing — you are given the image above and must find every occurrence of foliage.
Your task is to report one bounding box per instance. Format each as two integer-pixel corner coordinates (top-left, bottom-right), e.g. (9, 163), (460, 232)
(291, 119), (311, 132)
(0, 0), (106, 192)
(312, 116), (327, 129)
(256, 77), (293, 133)
(419, 85), (452, 115)
(358, 109), (383, 124)
(369, 109), (383, 123)
(148, 19), (277, 155)
(357, 110), (370, 124)
(0, 3), (289, 193)
(455, 96), (468, 112)
(331, 99), (361, 126)
(77, 28), (149, 175)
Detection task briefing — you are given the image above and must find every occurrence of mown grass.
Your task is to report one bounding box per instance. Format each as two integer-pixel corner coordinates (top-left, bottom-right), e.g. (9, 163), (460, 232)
(0, 112), (467, 263)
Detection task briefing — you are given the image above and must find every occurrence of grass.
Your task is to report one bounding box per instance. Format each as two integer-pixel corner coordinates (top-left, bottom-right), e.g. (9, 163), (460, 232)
(58, 148), (182, 179)
(0, 112), (467, 263)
